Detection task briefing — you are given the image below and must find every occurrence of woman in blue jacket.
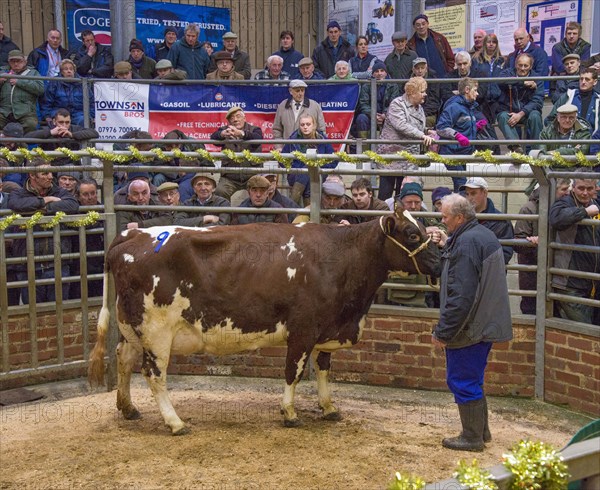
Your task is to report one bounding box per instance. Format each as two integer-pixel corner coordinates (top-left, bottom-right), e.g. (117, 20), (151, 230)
(281, 114), (337, 205)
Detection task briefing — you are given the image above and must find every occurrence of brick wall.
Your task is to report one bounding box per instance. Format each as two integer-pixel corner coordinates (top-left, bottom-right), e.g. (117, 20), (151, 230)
(1, 307), (598, 417)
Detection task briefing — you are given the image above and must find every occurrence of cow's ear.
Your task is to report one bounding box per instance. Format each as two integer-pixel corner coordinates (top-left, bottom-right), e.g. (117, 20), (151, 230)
(383, 215), (396, 234)
(394, 200), (405, 219)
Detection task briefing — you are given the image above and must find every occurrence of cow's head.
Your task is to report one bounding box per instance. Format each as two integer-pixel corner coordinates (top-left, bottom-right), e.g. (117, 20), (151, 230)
(380, 202), (441, 277)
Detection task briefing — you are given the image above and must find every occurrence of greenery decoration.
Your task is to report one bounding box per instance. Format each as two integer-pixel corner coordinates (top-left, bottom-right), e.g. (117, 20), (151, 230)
(386, 472), (426, 490)
(66, 211), (101, 228)
(56, 147), (79, 161)
(472, 149), (497, 163)
(0, 211), (100, 231)
(270, 150), (293, 168)
(503, 440), (569, 490)
(291, 150), (331, 167)
(454, 459), (497, 490)
(195, 148), (214, 163)
(39, 211), (65, 229)
(22, 211), (43, 229)
(364, 150), (387, 165)
(0, 147), (20, 163)
(334, 151), (361, 164)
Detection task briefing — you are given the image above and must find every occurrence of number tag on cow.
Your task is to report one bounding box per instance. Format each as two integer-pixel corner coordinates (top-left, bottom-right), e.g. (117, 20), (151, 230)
(154, 231), (170, 253)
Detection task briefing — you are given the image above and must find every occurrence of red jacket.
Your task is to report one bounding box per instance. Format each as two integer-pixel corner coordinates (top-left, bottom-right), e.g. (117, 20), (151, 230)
(407, 29), (455, 74)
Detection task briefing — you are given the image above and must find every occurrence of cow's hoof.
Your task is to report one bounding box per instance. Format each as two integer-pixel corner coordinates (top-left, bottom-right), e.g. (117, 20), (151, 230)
(123, 408), (142, 420)
(323, 411), (342, 422)
(172, 425), (190, 436)
(283, 418), (302, 428)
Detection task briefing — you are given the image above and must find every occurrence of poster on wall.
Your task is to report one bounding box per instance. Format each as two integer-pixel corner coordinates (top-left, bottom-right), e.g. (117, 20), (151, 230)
(326, 0), (360, 46)
(359, 0), (395, 59)
(65, 0), (230, 53)
(470, 0), (520, 56)
(424, 2), (467, 51)
(526, 0), (581, 65)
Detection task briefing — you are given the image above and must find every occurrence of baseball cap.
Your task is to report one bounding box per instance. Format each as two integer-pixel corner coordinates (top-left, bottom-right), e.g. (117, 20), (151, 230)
(459, 177), (488, 191)
(412, 57), (427, 67)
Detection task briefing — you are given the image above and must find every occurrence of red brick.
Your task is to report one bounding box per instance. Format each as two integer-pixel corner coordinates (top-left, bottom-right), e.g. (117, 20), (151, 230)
(360, 351), (389, 363)
(582, 352), (600, 365)
(555, 370), (580, 386)
(511, 341), (535, 352)
(373, 341), (401, 353)
(545, 379), (568, 395)
(365, 373), (393, 385)
(545, 356), (566, 370)
(405, 366), (433, 378)
(402, 344), (432, 356)
(567, 385), (595, 402)
(488, 362), (510, 374)
(566, 336), (595, 351)
(546, 330), (567, 345)
(555, 346), (580, 362)
(493, 341), (510, 350)
(583, 377), (600, 391)
(511, 363), (533, 375)
(565, 361), (594, 377)
(362, 330), (389, 341)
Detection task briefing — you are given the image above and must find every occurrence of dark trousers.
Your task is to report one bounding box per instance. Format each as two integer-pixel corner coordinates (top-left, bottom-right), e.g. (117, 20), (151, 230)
(378, 175), (404, 201)
(16, 265), (70, 304)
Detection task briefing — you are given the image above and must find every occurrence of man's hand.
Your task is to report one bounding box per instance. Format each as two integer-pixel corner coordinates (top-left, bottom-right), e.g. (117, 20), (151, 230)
(526, 235), (539, 246)
(50, 126), (72, 138)
(524, 80), (537, 89)
(586, 204), (599, 217)
(338, 219), (351, 226)
(87, 44), (97, 57)
(203, 215), (220, 225)
(126, 222), (139, 229)
(43, 196), (61, 204)
(376, 113), (386, 125)
(507, 111), (525, 127)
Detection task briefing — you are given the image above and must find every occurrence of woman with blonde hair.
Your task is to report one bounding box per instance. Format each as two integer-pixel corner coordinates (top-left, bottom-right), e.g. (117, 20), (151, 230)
(472, 33), (506, 121)
(377, 77), (436, 200)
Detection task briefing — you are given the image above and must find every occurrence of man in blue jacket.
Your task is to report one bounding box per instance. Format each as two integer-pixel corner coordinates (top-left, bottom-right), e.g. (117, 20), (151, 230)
(433, 193), (512, 451)
(27, 29), (69, 78)
(272, 30), (304, 79)
(311, 21), (354, 79)
(167, 23), (209, 80)
(508, 28), (549, 76)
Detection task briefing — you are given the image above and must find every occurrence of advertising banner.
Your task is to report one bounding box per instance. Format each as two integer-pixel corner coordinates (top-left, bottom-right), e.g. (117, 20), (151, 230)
(65, 0), (230, 52)
(470, 0), (520, 56)
(94, 83), (360, 151)
(425, 4), (467, 51)
(360, 0), (395, 59)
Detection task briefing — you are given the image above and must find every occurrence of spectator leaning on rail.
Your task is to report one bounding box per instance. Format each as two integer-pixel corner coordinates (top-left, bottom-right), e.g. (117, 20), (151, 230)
(339, 177), (389, 225)
(56, 170), (82, 196)
(281, 113), (337, 206)
(232, 175), (288, 225)
(272, 30), (304, 79)
(436, 77), (483, 192)
(496, 53), (544, 153)
(384, 31), (417, 92)
(175, 171), (231, 227)
(0, 122), (27, 186)
(433, 193), (512, 452)
(459, 177), (514, 265)
(551, 53), (581, 104)
(293, 57), (324, 81)
(42, 59), (95, 127)
(407, 14), (454, 76)
(0, 21), (20, 66)
(211, 106), (263, 202)
(116, 179), (171, 231)
(27, 29), (68, 78)
(0, 50), (44, 134)
(206, 51), (244, 80)
(261, 170), (299, 221)
(273, 79), (326, 149)
(546, 68), (600, 135)
(207, 31), (251, 80)
(508, 27), (549, 76)
(550, 21), (590, 78)
(72, 30), (114, 78)
(154, 59), (187, 81)
(7, 158), (79, 304)
(514, 179), (571, 315)
(377, 76), (436, 201)
(539, 103), (591, 156)
(549, 172), (600, 324)
(167, 23), (210, 80)
(127, 39), (156, 79)
(254, 55), (290, 81)
(312, 20), (355, 79)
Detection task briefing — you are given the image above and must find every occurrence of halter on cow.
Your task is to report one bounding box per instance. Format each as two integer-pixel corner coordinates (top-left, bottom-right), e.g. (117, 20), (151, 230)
(88, 203), (440, 435)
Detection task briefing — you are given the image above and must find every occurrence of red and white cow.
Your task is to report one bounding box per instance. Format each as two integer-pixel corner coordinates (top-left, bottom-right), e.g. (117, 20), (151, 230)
(88, 204), (440, 434)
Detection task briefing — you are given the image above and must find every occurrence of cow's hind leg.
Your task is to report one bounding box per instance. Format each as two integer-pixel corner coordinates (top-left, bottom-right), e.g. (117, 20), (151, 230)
(116, 339), (143, 420)
(281, 347), (312, 427)
(141, 345), (188, 436)
(312, 350), (342, 421)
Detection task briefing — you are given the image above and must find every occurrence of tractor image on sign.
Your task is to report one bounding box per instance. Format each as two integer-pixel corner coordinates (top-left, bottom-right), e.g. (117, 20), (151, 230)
(366, 22), (384, 45)
(373, 0), (394, 18)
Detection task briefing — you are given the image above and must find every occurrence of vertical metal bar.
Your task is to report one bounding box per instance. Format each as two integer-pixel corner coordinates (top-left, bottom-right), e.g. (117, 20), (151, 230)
(532, 165), (550, 400)
(25, 229), (38, 368)
(0, 230), (10, 373)
(308, 165), (321, 223)
(370, 78), (377, 139)
(79, 226), (89, 359)
(82, 78), (90, 129)
(53, 225), (64, 364)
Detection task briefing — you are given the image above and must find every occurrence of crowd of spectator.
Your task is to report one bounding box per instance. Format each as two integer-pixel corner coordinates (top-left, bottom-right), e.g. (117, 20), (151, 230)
(0, 16), (599, 324)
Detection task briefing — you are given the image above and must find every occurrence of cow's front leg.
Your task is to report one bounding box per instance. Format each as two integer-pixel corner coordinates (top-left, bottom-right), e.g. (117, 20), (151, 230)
(141, 347), (188, 435)
(312, 350), (342, 421)
(281, 348), (311, 427)
(116, 339), (142, 420)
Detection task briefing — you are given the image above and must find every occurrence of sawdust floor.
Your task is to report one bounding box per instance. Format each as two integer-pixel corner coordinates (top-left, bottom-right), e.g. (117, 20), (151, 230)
(0, 375), (592, 490)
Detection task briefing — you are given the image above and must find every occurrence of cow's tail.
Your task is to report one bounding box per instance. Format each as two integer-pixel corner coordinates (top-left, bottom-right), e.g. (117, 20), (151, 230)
(88, 271), (111, 387)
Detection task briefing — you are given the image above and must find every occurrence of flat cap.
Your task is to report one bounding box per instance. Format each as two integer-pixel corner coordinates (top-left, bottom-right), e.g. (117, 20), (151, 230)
(191, 171), (217, 187)
(155, 59), (173, 70)
(459, 177), (488, 191)
(225, 106), (244, 119)
(322, 181), (345, 197)
(557, 103), (579, 113)
(298, 57), (314, 68)
(247, 175), (270, 189)
(157, 182), (179, 193)
(1, 122), (24, 138)
(114, 61), (132, 75)
(8, 49), (25, 60)
(562, 53), (580, 63)
(392, 31), (408, 41)
(222, 31), (238, 40)
(412, 57), (427, 66)
(289, 79), (307, 89)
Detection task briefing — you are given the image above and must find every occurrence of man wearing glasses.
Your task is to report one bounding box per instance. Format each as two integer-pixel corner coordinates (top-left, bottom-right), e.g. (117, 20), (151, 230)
(539, 103), (591, 155)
